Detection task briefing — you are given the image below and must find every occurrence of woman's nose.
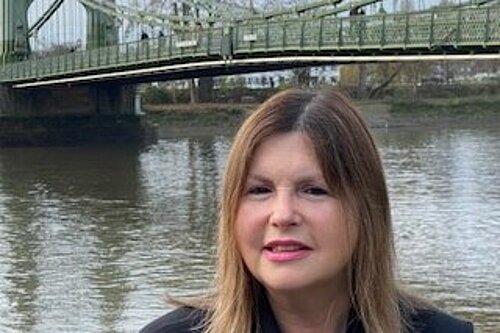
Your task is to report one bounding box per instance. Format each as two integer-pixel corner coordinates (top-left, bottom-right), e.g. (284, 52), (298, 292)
(269, 190), (299, 228)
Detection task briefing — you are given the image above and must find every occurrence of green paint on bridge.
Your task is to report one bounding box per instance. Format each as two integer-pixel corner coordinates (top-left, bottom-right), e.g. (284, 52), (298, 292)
(1, 3), (500, 86)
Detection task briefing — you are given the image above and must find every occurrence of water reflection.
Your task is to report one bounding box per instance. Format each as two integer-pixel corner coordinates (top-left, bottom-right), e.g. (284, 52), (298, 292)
(0, 144), (146, 332)
(134, 138), (227, 281)
(376, 127), (500, 332)
(2, 194), (41, 333)
(0, 127), (498, 333)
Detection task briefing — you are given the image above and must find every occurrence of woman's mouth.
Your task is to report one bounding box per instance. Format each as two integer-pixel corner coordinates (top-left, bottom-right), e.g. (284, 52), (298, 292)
(263, 240), (312, 262)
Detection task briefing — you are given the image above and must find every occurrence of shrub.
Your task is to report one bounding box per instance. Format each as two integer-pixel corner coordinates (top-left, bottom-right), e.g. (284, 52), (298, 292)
(142, 86), (172, 104)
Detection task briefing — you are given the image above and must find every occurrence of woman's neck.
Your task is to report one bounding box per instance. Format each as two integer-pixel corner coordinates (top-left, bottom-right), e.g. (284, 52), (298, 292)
(266, 287), (351, 333)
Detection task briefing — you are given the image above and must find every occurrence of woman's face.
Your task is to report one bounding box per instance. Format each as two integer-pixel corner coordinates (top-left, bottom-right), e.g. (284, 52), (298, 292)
(235, 132), (358, 297)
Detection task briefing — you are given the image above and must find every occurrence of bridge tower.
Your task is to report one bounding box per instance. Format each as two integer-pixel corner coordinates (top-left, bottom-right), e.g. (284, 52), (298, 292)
(0, 0), (32, 64)
(0, 0), (148, 145)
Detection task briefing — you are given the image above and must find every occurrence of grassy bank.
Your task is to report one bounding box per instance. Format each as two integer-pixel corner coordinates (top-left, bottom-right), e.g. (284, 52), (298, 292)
(144, 103), (251, 137)
(385, 95), (500, 127)
(391, 95), (500, 114)
(143, 95), (500, 135)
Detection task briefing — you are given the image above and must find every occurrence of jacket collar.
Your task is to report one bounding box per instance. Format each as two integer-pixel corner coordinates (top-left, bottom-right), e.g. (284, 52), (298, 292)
(254, 292), (364, 333)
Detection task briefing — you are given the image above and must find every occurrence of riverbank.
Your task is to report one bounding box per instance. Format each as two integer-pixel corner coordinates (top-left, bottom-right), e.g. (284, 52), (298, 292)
(144, 96), (500, 137)
(388, 95), (500, 125)
(144, 103), (251, 138)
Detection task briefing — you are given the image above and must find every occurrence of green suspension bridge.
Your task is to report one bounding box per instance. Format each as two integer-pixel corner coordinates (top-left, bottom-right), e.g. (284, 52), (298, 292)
(0, 0), (498, 144)
(1, 0), (499, 87)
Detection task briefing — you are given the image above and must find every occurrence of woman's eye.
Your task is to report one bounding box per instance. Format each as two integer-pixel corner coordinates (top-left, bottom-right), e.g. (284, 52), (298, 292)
(247, 186), (271, 195)
(303, 186), (328, 196)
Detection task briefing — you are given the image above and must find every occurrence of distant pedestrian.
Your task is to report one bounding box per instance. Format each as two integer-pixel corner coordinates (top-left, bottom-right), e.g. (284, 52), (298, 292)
(158, 30), (165, 51)
(140, 31), (150, 57)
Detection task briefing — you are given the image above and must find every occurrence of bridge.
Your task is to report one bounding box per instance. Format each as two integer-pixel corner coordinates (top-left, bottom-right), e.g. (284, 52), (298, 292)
(1, 0), (500, 87)
(0, 0), (499, 144)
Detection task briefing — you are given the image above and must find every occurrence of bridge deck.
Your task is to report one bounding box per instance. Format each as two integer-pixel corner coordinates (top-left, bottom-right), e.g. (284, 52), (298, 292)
(1, 5), (499, 86)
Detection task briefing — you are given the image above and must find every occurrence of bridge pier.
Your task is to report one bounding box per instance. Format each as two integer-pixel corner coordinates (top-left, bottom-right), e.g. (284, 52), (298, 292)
(0, 83), (137, 116)
(0, 83), (155, 146)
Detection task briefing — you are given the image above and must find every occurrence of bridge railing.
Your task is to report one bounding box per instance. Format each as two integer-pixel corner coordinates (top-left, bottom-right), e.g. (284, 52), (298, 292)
(1, 5), (499, 83)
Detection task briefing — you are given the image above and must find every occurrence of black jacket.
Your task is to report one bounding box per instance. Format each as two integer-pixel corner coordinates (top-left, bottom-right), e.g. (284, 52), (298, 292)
(140, 303), (473, 333)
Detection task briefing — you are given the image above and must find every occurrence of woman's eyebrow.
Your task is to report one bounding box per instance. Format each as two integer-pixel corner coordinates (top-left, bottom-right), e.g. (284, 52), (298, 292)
(297, 175), (326, 183)
(246, 173), (270, 182)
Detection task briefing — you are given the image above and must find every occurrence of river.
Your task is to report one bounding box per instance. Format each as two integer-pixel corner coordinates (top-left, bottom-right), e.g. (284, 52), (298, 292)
(0, 122), (498, 333)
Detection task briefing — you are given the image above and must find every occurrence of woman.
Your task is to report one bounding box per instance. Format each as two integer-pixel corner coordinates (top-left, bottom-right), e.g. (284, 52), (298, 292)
(141, 88), (473, 333)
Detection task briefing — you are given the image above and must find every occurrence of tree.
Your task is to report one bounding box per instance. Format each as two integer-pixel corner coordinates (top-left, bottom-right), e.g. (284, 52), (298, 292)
(400, 61), (433, 98)
(367, 63), (405, 99)
(292, 67), (310, 88)
(338, 65), (359, 95)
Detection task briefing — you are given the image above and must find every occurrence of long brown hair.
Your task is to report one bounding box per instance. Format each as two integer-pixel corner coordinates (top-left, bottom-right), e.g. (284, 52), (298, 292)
(196, 88), (417, 333)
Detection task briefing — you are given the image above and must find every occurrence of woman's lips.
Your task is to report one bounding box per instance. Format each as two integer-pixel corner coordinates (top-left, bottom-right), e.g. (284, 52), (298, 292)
(263, 239), (312, 262)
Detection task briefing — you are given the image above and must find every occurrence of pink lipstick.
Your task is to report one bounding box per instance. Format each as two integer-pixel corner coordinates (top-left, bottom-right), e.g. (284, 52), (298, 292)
(263, 239), (312, 262)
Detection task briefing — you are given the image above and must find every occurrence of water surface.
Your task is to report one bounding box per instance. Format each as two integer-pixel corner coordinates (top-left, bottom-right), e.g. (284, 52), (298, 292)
(0, 126), (498, 332)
